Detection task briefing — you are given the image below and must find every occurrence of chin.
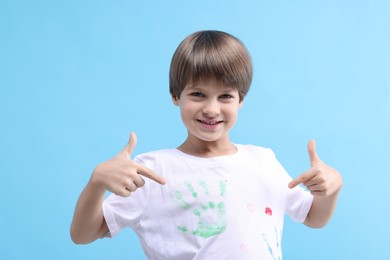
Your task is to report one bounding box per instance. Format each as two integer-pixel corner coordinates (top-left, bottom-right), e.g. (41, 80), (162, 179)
(195, 133), (227, 143)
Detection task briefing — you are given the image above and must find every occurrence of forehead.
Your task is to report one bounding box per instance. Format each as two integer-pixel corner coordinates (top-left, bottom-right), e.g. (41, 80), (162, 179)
(185, 80), (237, 92)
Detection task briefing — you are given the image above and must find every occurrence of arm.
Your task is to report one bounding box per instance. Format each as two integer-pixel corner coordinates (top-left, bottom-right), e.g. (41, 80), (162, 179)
(304, 190), (341, 228)
(70, 178), (108, 244)
(70, 133), (166, 244)
(288, 140), (343, 228)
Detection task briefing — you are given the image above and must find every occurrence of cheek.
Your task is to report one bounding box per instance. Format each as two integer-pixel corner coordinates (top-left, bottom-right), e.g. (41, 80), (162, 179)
(227, 107), (239, 119)
(180, 103), (197, 115)
(230, 114), (238, 125)
(179, 105), (194, 123)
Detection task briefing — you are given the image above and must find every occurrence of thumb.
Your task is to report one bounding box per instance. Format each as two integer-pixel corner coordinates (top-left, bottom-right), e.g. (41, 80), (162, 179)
(308, 139), (321, 166)
(121, 132), (137, 157)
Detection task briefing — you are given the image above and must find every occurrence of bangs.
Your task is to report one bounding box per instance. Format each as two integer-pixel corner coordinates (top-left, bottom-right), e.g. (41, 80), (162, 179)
(187, 35), (244, 86)
(170, 30), (252, 101)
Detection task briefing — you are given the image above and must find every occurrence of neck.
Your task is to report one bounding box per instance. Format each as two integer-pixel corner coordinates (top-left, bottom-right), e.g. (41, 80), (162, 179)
(177, 136), (237, 158)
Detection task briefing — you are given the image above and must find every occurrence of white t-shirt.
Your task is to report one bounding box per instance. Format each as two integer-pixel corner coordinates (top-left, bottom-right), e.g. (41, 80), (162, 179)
(103, 145), (313, 260)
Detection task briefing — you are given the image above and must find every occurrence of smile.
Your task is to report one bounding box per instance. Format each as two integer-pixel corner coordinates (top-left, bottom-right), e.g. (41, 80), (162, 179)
(196, 119), (224, 125)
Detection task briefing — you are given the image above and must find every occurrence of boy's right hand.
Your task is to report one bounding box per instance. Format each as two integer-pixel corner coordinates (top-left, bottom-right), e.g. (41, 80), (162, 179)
(90, 132), (166, 197)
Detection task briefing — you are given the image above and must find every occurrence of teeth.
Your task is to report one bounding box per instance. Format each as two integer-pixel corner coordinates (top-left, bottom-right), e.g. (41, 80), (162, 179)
(199, 120), (221, 125)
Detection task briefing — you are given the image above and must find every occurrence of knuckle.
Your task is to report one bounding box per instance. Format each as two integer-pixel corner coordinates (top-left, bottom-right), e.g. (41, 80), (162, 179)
(313, 168), (320, 174)
(321, 189), (330, 197)
(116, 189), (128, 197)
(318, 175), (327, 183)
(124, 188), (133, 196)
(300, 176), (308, 183)
(120, 179), (130, 186)
(128, 187), (137, 192)
(143, 170), (153, 178)
(137, 180), (145, 188)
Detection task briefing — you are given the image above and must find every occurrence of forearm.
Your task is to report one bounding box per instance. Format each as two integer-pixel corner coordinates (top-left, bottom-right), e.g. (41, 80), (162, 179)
(304, 190), (340, 228)
(70, 180), (108, 244)
(70, 133), (164, 244)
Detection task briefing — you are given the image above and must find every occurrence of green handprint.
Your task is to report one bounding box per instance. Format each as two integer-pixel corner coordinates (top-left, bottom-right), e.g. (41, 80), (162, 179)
(174, 179), (227, 238)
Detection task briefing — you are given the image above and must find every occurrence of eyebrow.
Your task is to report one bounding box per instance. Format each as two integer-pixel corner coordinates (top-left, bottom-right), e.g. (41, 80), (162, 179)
(186, 84), (236, 92)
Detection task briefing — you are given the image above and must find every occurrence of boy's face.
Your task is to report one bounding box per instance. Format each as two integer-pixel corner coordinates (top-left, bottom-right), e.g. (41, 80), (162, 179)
(173, 80), (243, 145)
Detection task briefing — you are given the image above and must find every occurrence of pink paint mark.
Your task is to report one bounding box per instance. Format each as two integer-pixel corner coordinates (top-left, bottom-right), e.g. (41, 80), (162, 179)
(240, 243), (248, 252)
(265, 207), (272, 216)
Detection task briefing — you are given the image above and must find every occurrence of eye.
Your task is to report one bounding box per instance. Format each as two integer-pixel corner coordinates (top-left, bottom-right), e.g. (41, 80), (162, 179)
(190, 92), (204, 97)
(219, 94), (234, 100)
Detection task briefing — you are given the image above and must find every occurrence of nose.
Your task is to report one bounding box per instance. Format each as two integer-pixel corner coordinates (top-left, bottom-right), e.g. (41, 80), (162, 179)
(202, 99), (220, 118)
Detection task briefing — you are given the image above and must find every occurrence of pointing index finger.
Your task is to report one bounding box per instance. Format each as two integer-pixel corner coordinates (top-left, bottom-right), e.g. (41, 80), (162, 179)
(288, 168), (316, 189)
(136, 163), (166, 185)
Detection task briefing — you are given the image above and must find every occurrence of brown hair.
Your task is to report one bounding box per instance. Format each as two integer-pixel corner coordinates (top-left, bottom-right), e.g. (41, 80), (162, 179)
(169, 30), (252, 102)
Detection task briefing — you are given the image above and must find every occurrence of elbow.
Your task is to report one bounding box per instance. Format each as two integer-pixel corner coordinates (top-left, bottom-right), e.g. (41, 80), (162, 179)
(305, 222), (327, 229)
(70, 230), (83, 245)
(70, 225), (91, 245)
(70, 236), (83, 245)
(70, 217), (108, 244)
(303, 217), (329, 229)
(70, 234), (90, 245)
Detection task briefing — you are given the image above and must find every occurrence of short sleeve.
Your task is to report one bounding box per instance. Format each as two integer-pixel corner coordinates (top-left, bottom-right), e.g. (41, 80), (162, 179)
(102, 157), (150, 238)
(270, 150), (314, 223)
(285, 185), (313, 223)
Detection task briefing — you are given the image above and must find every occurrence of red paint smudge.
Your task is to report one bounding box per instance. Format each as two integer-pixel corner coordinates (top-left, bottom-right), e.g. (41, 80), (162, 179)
(265, 207), (272, 216)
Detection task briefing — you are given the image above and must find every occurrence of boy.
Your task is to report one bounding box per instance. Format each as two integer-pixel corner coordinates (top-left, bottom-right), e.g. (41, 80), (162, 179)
(71, 30), (343, 259)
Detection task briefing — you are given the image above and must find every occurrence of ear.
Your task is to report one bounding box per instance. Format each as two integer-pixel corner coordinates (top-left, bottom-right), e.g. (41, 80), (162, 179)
(172, 95), (180, 106)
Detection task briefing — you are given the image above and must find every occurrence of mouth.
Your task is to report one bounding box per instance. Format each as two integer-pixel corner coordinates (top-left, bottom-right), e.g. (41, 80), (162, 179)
(196, 119), (224, 126)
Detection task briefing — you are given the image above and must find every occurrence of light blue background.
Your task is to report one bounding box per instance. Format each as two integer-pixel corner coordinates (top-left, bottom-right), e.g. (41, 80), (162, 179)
(1, 0), (389, 259)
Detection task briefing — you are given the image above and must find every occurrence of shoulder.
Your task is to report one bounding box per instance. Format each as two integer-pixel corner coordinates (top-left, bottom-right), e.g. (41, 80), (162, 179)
(133, 148), (180, 167)
(134, 148), (177, 161)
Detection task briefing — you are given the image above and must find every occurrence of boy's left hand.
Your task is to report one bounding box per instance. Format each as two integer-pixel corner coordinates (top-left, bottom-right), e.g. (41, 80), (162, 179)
(288, 140), (343, 197)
